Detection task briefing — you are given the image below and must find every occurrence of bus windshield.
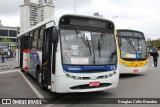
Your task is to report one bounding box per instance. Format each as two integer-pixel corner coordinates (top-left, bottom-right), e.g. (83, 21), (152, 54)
(120, 36), (147, 59)
(60, 29), (117, 65)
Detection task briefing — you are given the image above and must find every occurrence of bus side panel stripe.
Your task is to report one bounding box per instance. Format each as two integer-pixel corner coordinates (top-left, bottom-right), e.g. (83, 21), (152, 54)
(23, 50), (30, 53)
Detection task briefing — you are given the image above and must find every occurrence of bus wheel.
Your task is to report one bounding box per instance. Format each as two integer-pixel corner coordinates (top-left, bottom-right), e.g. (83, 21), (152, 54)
(21, 69), (24, 72)
(36, 68), (45, 90)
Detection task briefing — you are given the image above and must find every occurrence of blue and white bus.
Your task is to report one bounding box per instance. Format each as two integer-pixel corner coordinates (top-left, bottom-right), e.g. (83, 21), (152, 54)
(16, 14), (119, 93)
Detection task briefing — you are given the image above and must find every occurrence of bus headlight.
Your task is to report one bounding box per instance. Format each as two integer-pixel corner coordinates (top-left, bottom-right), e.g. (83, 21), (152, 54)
(66, 71), (117, 80)
(72, 76), (81, 80)
(98, 71), (117, 79)
(66, 74), (82, 80)
(122, 62), (127, 67)
(145, 62), (148, 66)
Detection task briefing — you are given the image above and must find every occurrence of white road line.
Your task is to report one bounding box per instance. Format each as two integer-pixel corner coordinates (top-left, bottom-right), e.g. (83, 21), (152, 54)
(148, 67), (160, 70)
(19, 71), (44, 98)
(0, 70), (19, 74)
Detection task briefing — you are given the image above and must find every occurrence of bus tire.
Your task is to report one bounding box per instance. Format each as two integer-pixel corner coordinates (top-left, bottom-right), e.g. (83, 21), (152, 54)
(21, 69), (25, 72)
(36, 67), (46, 90)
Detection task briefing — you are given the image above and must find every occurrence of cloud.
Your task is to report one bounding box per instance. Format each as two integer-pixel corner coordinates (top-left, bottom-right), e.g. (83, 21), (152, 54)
(0, 16), (20, 27)
(85, 0), (160, 39)
(54, 0), (90, 10)
(0, 0), (160, 39)
(0, 0), (23, 16)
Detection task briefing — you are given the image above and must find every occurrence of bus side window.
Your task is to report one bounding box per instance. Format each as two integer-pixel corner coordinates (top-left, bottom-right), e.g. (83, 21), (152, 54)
(16, 38), (19, 49)
(32, 30), (38, 50)
(37, 28), (44, 50)
(29, 32), (33, 49)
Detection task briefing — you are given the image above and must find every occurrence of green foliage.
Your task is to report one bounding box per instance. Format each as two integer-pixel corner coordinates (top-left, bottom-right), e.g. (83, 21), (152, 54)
(153, 40), (159, 48)
(146, 38), (160, 49)
(150, 39), (160, 49)
(0, 38), (13, 42)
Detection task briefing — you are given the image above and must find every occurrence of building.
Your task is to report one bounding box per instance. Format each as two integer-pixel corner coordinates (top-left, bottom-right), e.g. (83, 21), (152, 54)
(0, 20), (19, 50)
(20, 0), (54, 33)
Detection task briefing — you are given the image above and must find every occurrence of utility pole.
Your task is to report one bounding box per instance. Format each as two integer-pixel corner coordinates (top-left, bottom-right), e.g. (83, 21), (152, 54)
(74, 0), (76, 14)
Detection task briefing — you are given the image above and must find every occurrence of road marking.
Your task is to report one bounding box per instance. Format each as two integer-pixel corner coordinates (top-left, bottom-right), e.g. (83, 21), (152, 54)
(19, 71), (44, 98)
(0, 70), (19, 75)
(148, 67), (160, 70)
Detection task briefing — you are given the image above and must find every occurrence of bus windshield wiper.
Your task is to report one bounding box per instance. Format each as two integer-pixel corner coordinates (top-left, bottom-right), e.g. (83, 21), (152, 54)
(137, 37), (140, 52)
(86, 36), (92, 57)
(98, 39), (101, 58)
(74, 27), (88, 46)
(124, 37), (136, 52)
(98, 33), (105, 58)
(74, 27), (92, 56)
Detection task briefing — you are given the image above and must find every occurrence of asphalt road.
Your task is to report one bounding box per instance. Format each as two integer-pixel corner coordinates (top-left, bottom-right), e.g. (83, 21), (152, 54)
(0, 58), (19, 71)
(0, 55), (160, 107)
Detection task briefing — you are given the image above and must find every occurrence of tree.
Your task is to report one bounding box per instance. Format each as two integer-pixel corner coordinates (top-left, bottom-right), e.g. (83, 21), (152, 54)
(0, 38), (13, 42)
(146, 38), (160, 50)
(150, 39), (160, 49)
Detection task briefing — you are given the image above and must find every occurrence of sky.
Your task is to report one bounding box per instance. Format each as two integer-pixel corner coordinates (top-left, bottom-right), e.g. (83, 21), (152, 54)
(0, 0), (160, 40)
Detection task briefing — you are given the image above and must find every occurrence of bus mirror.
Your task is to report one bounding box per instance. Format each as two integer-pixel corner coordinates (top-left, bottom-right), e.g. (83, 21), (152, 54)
(53, 27), (58, 43)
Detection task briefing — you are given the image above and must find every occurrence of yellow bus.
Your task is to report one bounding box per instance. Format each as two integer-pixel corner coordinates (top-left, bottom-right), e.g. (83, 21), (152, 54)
(117, 29), (148, 74)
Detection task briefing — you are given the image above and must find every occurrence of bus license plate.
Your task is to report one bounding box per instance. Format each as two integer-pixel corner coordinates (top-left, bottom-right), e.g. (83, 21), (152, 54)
(133, 70), (138, 73)
(89, 82), (100, 87)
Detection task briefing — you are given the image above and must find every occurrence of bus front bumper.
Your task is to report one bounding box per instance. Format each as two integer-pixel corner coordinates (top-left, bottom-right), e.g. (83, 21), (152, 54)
(53, 71), (119, 93)
(119, 63), (148, 74)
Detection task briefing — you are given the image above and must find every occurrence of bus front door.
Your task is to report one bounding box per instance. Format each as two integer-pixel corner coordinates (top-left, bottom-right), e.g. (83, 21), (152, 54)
(42, 28), (52, 89)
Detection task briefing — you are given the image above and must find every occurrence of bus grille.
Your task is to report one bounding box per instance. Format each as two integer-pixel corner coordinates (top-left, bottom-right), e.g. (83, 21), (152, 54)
(70, 83), (112, 90)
